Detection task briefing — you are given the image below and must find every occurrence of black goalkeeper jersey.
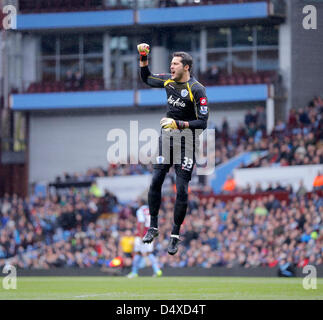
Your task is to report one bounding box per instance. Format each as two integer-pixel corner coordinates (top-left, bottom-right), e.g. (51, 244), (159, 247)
(140, 66), (209, 131)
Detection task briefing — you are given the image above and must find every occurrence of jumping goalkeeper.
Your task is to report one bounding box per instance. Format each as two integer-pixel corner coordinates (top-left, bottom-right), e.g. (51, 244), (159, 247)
(137, 43), (209, 255)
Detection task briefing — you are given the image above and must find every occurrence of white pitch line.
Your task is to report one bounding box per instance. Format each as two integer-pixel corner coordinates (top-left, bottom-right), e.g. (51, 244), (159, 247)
(72, 292), (147, 299)
(71, 292), (221, 299)
(73, 293), (118, 298)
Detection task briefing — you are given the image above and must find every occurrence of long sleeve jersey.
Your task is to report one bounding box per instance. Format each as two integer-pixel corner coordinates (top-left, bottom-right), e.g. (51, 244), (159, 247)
(140, 66), (209, 131)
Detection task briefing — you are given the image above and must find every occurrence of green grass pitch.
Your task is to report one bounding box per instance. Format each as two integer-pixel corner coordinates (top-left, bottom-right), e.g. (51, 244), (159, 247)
(0, 277), (322, 300)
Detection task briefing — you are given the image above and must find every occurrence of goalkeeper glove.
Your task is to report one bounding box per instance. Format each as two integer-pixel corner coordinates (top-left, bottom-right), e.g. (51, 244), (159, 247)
(137, 43), (150, 61)
(160, 118), (187, 131)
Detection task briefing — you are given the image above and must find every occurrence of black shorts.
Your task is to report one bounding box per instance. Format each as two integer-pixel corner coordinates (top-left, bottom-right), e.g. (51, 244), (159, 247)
(153, 132), (197, 181)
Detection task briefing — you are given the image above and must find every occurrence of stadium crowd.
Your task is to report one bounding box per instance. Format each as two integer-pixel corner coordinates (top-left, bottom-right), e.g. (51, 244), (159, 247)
(209, 97), (323, 169)
(52, 95), (323, 185)
(53, 163), (152, 184)
(0, 188), (322, 270)
(0, 190), (120, 269)
(155, 192), (323, 269)
(0, 95), (322, 270)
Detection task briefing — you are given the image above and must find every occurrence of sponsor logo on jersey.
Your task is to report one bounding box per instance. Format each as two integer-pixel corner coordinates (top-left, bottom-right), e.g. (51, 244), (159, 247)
(181, 89), (189, 97)
(168, 95), (186, 108)
(156, 156), (165, 164)
(200, 97), (207, 106)
(200, 106), (208, 115)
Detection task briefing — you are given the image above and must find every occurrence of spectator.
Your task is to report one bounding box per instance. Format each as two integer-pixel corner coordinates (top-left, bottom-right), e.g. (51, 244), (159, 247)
(296, 180), (308, 198)
(89, 182), (103, 198)
(159, 0), (177, 7)
(221, 117), (229, 143)
(266, 183), (274, 192)
(206, 64), (220, 83)
(275, 120), (286, 132)
(288, 108), (298, 129)
(222, 175), (236, 193)
(278, 258), (296, 277)
(299, 107), (311, 126)
(244, 109), (256, 127)
(119, 229), (134, 267)
(247, 122), (257, 138)
(183, 223), (199, 247)
(274, 182), (286, 192)
(64, 69), (75, 91)
(255, 105), (266, 131)
(254, 200), (268, 216)
(74, 71), (84, 90)
(255, 182), (264, 193)
(313, 171), (323, 190)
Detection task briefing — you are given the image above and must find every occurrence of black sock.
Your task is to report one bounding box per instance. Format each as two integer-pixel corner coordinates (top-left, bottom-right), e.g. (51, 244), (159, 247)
(171, 224), (181, 235)
(148, 170), (167, 229)
(150, 216), (158, 229)
(172, 176), (188, 236)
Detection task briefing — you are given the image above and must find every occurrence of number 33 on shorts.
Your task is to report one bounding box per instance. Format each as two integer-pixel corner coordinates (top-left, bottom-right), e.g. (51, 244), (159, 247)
(182, 157), (193, 171)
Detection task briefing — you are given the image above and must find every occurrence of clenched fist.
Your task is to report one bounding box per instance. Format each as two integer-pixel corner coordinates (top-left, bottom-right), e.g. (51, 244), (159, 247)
(137, 43), (150, 56)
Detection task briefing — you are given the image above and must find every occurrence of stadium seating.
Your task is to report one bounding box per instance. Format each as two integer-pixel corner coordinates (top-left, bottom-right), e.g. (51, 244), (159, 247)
(19, 0), (108, 13)
(26, 78), (104, 93)
(25, 71), (275, 93)
(0, 188), (322, 269)
(18, 0), (268, 14)
(1, 95), (321, 270)
(45, 97), (323, 183)
(199, 71), (276, 87)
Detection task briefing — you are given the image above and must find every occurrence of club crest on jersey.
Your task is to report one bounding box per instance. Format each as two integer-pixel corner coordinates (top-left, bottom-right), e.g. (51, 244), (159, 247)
(200, 106), (208, 115)
(200, 97), (207, 106)
(156, 156), (165, 164)
(181, 89), (189, 97)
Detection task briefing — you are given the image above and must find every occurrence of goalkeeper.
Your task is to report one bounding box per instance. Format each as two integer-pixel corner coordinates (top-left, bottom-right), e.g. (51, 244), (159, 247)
(137, 43), (209, 255)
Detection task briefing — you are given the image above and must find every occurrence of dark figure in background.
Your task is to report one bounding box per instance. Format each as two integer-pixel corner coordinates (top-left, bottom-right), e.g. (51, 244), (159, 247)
(74, 71), (84, 90)
(64, 69), (75, 91)
(206, 64), (220, 84)
(159, 0), (178, 7)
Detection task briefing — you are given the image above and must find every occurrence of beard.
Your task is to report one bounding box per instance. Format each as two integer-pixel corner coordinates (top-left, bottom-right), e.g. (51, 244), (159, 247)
(172, 70), (184, 81)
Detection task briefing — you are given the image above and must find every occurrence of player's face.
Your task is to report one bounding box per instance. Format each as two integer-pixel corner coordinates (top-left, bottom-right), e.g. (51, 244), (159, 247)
(170, 57), (187, 81)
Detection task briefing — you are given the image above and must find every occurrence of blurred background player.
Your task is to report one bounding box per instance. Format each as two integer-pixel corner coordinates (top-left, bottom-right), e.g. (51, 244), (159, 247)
(137, 43), (209, 255)
(127, 199), (162, 278)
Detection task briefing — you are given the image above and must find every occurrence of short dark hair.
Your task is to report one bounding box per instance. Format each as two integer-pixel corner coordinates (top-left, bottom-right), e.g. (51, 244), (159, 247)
(172, 51), (193, 72)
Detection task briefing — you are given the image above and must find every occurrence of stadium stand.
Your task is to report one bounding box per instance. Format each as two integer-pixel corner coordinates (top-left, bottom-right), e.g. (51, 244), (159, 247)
(2, 0), (322, 278)
(0, 95), (322, 270)
(18, 0), (269, 13)
(41, 95), (323, 186)
(26, 79), (104, 93)
(51, 163), (153, 184)
(19, 0), (111, 13)
(199, 71), (277, 87)
(241, 97), (323, 168)
(0, 188), (322, 269)
(24, 71), (276, 93)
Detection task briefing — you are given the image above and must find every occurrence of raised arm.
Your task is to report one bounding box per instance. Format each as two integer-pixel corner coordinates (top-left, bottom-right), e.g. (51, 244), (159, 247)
(137, 43), (169, 88)
(137, 43), (150, 83)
